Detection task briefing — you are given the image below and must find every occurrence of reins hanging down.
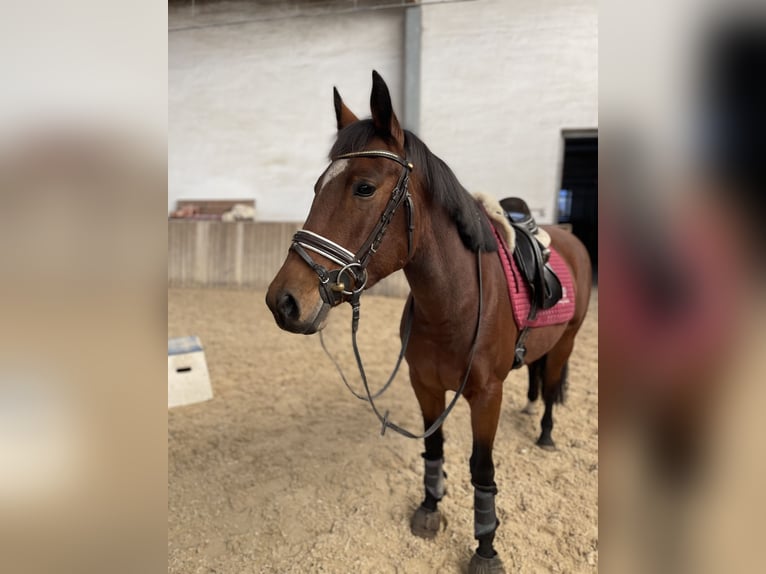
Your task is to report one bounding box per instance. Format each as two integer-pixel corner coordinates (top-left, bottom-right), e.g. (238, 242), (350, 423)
(318, 295), (414, 402)
(322, 251), (483, 439)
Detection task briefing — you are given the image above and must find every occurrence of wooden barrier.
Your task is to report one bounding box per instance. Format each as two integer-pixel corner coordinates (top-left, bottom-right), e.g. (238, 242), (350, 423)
(168, 220), (411, 297)
(168, 220), (573, 297)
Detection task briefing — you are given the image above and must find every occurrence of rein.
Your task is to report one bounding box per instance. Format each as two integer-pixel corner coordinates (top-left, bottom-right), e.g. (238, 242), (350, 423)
(292, 150), (484, 439)
(318, 296), (413, 402)
(327, 252), (483, 439)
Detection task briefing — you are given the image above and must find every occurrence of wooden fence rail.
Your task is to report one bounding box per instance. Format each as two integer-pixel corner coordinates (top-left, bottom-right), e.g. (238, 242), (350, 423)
(168, 220), (411, 297)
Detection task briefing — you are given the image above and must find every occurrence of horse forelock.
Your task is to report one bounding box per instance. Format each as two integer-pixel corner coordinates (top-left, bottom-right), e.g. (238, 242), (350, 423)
(328, 120), (497, 253)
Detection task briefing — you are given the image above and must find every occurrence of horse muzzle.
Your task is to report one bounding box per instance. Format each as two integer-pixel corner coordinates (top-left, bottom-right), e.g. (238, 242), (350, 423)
(265, 286), (331, 334)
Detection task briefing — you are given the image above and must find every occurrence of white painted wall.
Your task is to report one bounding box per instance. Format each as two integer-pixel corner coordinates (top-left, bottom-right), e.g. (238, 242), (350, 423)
(420, 0), (598, 223)
(169, 0), (597, 224)
(169, 8), (403, 219)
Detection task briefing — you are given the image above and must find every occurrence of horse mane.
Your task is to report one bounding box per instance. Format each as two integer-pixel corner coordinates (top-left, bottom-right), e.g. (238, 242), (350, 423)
(330, 120), (497, 253)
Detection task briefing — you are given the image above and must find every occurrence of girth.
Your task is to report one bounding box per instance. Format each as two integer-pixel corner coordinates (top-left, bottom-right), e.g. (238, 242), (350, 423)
(291, 150), (415, 307)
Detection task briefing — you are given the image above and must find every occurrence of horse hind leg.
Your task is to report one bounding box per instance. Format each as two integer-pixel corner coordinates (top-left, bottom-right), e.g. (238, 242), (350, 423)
(537, 333), (575, 449)
(410, 382), (446, 539)
(537, 361), (566, 449)
(521, 357), (544, 415)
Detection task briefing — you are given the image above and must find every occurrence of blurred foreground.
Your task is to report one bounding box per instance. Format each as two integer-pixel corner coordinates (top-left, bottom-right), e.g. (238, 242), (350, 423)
(0, 2), (166, 573)
(601, 0), (766, 572)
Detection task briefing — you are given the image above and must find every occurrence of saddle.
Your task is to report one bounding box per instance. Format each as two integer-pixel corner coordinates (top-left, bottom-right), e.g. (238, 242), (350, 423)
(499, 197), (563, 368)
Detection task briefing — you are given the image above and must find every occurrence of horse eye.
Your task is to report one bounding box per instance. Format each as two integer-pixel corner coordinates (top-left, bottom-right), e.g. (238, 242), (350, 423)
(353, 182), (376, 197)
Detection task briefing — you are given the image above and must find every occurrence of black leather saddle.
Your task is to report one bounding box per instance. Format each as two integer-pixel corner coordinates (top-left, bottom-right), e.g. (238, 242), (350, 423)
(499, 198), (563, 369)
(500, 197), (563, 318)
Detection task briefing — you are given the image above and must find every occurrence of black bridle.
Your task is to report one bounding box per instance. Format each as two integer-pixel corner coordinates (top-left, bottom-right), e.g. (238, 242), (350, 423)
(291, 150), (415, 309)
(290, 149), (484, 439)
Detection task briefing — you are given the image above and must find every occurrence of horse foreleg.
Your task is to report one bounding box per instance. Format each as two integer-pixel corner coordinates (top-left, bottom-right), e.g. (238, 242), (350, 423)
(410, 381), (446, 539)
(468, 383), (506, 574)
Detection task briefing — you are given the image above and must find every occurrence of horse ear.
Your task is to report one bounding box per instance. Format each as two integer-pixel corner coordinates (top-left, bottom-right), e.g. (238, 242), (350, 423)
(370, 70), (404, 147)
(333, 86), (358, 130)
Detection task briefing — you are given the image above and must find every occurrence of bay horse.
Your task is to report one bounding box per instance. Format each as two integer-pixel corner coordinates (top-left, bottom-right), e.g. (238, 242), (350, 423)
(265, 71), (592, 573)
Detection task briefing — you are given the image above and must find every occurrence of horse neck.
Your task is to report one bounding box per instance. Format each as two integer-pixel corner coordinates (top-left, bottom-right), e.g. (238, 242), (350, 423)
(403, 199), (478, 324)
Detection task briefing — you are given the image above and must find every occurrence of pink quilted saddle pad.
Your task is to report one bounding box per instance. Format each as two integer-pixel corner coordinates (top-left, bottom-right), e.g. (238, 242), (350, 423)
(490, 223), (576, 329)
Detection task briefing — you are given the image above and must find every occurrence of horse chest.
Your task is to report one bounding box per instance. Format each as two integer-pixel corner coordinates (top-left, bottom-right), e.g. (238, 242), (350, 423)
(406, 330), (474, 387)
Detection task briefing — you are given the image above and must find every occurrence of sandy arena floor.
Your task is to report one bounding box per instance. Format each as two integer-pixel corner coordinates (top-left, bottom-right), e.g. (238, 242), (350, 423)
(168, 288), (598, 574)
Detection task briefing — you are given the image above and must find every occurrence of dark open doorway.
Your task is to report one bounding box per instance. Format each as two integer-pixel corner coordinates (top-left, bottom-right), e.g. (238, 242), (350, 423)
(558, 133), (598, 276)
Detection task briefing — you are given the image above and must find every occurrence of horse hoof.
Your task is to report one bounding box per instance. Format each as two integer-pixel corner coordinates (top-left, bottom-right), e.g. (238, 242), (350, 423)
(536, 435), (556, 450)
(468, 552), (506, 574)
(410, 505), (441, 539)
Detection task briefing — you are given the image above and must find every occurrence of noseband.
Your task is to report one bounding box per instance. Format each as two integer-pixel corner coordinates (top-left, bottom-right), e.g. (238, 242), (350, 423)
(290, 150), (415, 308)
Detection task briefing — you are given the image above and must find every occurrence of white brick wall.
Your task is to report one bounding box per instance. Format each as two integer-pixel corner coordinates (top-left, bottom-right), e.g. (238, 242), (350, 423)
(421, 0), (598, 223)
(169, 0), (597, 224)
(169, 9), (403, 219)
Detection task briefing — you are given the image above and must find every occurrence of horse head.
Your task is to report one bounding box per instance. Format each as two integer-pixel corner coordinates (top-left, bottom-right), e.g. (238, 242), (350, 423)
(266, 71), (419, 334)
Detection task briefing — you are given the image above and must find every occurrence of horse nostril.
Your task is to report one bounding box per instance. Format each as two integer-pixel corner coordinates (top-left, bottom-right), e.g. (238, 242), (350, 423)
(277, 291), (300, 322)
